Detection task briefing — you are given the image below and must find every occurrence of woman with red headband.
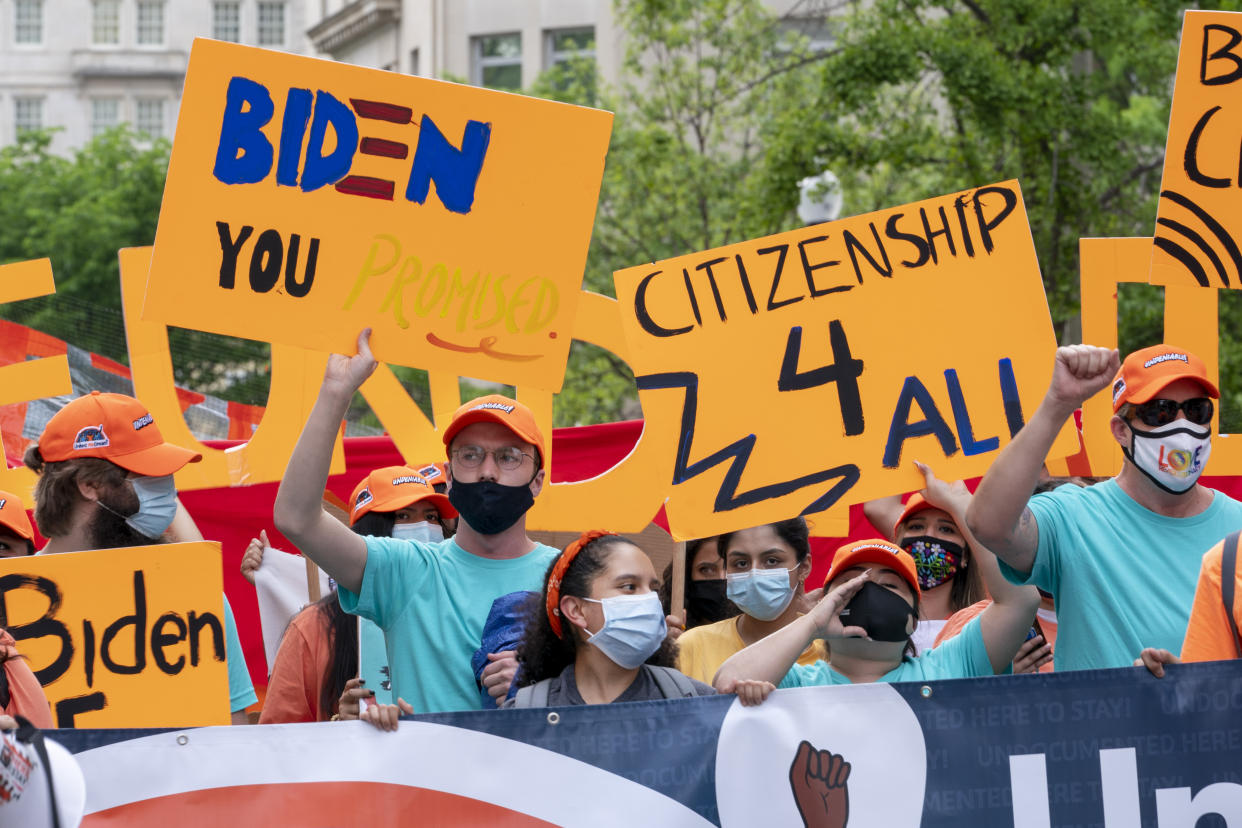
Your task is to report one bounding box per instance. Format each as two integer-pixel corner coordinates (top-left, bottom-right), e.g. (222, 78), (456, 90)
(714, 531), (1040, 703)
(505, 530), (718, 707)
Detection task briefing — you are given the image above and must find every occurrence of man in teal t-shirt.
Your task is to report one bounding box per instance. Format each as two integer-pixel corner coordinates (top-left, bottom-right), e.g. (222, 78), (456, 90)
(276, 331), (560, 713)
(968, 344), (1242, 671)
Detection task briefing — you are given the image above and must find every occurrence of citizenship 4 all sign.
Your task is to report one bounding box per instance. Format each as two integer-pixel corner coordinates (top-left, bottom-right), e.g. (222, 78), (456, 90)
(143, 39), (612, 392)
(614, 181), (1076, 539)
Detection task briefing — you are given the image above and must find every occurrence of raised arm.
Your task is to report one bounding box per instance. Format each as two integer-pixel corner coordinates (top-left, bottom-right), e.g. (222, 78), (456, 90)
(713, 572), (870, 692)
(862, 493), (905, 541)
(273, 330), (376, 593)
(914, 462), (1041, 673)
(966, 345), (1118, 576)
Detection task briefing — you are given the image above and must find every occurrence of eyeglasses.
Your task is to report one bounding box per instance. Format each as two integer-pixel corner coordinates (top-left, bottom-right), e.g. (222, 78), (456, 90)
(1133, 397), (1214, 427)
(451, 445), (534, 471)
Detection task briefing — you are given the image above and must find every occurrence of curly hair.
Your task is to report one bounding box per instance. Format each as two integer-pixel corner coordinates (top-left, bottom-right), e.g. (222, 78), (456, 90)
(516, 534), (676, 686)
(23, 447), (127, 539)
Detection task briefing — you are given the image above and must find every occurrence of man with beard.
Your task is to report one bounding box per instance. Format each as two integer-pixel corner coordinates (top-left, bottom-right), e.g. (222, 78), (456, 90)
(23, 391), (256, 723)
(274, 331), (560, 713)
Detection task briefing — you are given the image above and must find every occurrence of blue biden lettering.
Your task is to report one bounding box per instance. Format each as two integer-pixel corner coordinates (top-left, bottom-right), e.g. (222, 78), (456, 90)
(212, 76), (492, 214)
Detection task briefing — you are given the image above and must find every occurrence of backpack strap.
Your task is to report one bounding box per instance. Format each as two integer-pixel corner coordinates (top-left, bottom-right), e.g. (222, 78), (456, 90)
(512, 678), (554, 709)
(1221, 530), (1242, 659)
(646, 665), (697, 699)
(14, 716), (60, 828)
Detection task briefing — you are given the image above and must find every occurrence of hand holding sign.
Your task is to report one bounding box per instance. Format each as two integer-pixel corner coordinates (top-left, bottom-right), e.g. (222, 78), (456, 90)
(789, 740), (851, 828)
(323, 329), (379, 401)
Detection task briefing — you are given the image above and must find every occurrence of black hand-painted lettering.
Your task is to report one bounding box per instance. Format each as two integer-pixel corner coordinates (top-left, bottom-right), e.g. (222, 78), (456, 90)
(101, 570), (147, 675)
(1200, 24), (1242, 85)
(734, 253), (759, 314)
(777, 322), (864, 436)
(797, 235), (847, 297)
(636, 371), (860, 514)
(249, 228), (284, 292)
(188, 611), (226, 666)
(882, 375), (960, 468)
(972, 186), (1018, 254)
(885, 212), (930, 268)
(216, 221), (253, 289)
(681, 268), (703, 325)
(1184, 107), (1231, 188)
(952, 195), (976, 257)
(56, 692), (107, 728)
(0, 574), (73, 685)
(759, 243), (802, 311)
(152, 612), (188, 674)
(843, 223), (894, 280)
(695, 257), (729, 322)
(284, 234), (319, 298)
(920, 206), (956, 265)
(634, 270), (694, 337)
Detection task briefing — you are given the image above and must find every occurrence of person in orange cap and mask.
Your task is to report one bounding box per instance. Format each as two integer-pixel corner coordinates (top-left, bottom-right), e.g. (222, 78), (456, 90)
(23, 391), (256, 723)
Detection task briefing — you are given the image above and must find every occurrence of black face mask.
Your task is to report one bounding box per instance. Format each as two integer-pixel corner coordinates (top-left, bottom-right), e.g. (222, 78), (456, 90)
(838, 581), (915, 643)
(448, 476), (534, 536)
(686, 579), (735, 625)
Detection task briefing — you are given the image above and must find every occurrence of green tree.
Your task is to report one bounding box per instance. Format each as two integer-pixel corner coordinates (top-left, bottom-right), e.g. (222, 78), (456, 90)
(0, 127), (273, 403)
(538, 0), (824, 425)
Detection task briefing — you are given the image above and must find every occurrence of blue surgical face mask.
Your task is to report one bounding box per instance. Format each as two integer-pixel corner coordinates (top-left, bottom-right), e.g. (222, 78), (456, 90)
(390, 520), (445, 544)
(125, 475), (178, 539)
(582, 592), (667, 669)
(726, 566), (797, 621)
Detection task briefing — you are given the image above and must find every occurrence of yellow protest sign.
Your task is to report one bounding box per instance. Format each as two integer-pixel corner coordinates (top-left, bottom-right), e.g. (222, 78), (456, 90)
(143, 39), (612, 392)
(120, 247), (345, 490)
(1151, 10), (1242, 288)
(615, 181), (1076, 540)
(0, 542), (230, 728)
(1080, 236), (1240, 475)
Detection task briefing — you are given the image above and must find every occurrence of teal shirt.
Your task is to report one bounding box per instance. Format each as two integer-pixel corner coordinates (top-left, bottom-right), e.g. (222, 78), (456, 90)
(998, 479), (1242, 671)
(779, 616), (993, 687)
(222, 595), (257, 713)
(339, 536), (558, 713)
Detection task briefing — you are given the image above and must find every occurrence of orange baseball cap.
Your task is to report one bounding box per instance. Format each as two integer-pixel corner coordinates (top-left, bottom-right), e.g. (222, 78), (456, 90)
(1111, 345), (1219, 412)
(824, 538), (921, 598)
(0, 489), (34, 540)
(37, 392), (201, 477)
(893, 493), (937, 536)
(441, 395), (545, 468)
(349, 466), (457, 525)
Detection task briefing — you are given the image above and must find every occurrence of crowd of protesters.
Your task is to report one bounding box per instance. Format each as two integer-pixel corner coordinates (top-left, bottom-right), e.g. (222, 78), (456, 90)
(2, 337), (1240, 732)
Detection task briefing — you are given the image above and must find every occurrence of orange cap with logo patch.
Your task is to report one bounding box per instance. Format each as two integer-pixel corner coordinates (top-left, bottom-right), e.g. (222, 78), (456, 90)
(1111, 345), (1218, 412)
(441, 395), (545, 468)
(824, 538), (921, 598)
(36, 392), (201, 477)
(349, 465), (457, 525)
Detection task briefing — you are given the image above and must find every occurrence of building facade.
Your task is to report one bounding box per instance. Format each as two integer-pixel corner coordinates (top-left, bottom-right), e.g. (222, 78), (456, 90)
(0, 0), (315, 152)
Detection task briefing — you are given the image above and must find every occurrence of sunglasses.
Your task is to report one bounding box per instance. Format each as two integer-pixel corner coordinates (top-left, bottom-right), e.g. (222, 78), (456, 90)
(1133, 397), (1214, 427)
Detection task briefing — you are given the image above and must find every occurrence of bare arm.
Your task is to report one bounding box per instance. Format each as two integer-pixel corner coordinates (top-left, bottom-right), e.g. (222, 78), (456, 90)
(273, 330), (375, 594)
(714, 572), (870, 691)
(914, 462), (1041, 674)
(166, 498), (205, 543)
(862, 493), (905, 541)
(966, 345), (1119, 576)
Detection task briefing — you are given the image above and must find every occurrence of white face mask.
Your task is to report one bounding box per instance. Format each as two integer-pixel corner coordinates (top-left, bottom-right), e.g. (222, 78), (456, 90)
(1124, 419), (1212, 494)
(583, 592), (667, 669)
(726, 566), (797, 621)
(391, 521), (445, 544)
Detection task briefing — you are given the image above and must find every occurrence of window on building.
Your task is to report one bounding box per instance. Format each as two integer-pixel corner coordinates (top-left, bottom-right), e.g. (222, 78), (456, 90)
(136, 98), (164, 138)
(92, 0), (120, 45)
(14, 97), (44, 134)
(136, 0), (164, 46)
(212, 1), (241, 43)
(257, 1), (286, 46)
(14, 0), (42, 45)
(544, 27), (595, 98)
(780, 17), (834, 54)
(91, 98), (120, 136)
(473, 33), (521, 91)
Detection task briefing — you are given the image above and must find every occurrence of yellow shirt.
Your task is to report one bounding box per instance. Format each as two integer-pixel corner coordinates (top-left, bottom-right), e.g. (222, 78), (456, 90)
(676, 615), (829, 684)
